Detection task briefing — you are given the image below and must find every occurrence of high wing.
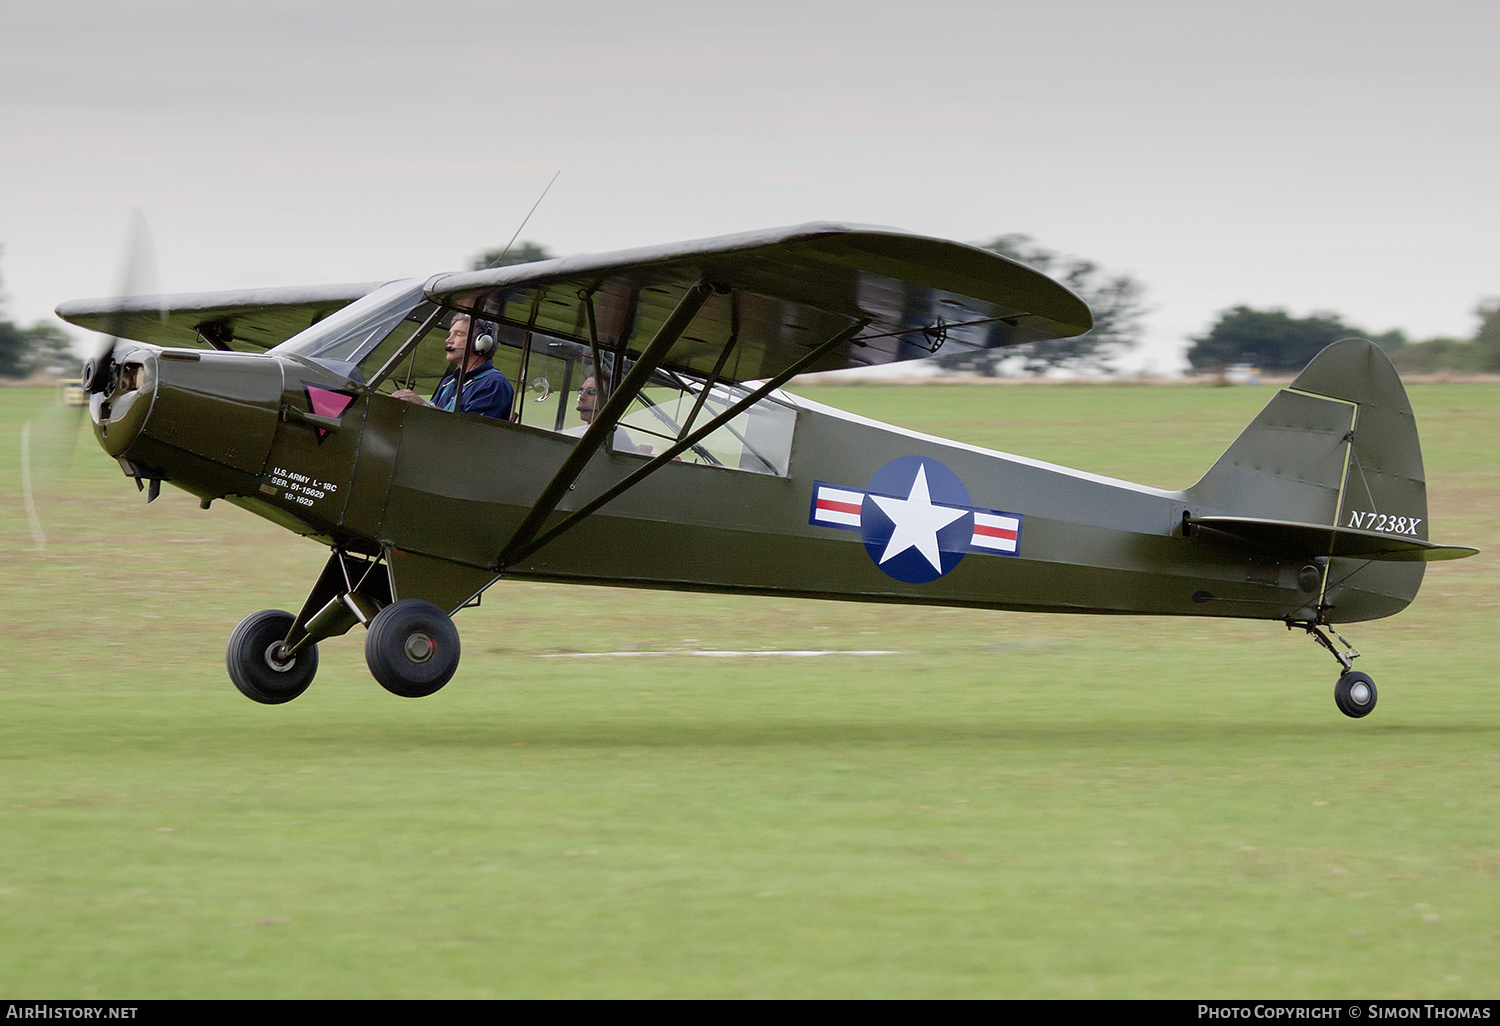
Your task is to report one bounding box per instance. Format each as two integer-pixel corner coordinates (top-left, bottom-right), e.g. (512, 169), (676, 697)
(426, 223), (1093, 383)
(56, 282), (383, 352)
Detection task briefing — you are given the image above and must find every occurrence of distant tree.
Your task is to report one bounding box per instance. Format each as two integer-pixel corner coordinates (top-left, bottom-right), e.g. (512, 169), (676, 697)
(25, 323), (80, 378)
(1472, 300), (1500, 371)
(1186, 307), (1403, 373)
(1390, 336), (1474, 374)
(470, 241), (554, 271)
(0, 319), (28, 377)
(0, 247), (79, 378)
(1390, 299), (1500, 374)
(933, 234), (1146, 375)
(0, 252), (30, 377)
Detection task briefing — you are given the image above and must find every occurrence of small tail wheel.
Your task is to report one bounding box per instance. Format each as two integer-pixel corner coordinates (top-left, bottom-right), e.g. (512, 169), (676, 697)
(1334, 671), (1378, 719)
(227, 609), (318, 705)
(364, 599), (461, 698)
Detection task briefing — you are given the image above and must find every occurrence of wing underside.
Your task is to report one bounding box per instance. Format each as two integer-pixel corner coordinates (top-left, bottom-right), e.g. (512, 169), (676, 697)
(426, 223), (1094, 383)
(55, 224), (1094, 382)
(55, 283), (384, 352)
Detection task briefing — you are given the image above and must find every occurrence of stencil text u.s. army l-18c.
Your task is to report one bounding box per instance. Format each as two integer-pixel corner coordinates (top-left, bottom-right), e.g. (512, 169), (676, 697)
(58, 224), (1477, 717)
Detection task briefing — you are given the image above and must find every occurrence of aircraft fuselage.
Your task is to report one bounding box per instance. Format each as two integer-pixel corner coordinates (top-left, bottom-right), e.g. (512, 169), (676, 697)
(97, 343), (1412, 627)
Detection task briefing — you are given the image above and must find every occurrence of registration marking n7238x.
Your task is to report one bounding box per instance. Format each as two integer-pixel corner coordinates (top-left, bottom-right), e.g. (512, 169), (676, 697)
(1347, 511), (1422, 536)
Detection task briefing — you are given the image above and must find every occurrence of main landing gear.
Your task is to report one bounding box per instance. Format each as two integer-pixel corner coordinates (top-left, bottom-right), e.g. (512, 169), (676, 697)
(225, 551), (464, 704)
(226, 609), (319, 705)
(1290, 620), (1377, 719)
(363, 599), (461, 698)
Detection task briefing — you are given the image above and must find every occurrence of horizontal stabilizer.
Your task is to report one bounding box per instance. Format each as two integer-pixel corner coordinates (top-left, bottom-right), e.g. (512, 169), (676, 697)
(1189, 515), (1479, 562)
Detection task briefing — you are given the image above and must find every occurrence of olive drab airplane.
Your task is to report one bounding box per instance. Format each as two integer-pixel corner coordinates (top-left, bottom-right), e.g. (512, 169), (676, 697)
(56, 223), (1477, 718)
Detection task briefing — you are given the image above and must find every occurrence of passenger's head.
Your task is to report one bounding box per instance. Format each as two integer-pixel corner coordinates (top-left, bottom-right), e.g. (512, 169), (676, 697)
(577, 368), (610, 423)
(577, 374), (600, 422)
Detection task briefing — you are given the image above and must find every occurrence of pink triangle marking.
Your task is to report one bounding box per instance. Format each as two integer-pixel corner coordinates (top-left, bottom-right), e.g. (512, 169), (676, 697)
(307, 386), (355, 420)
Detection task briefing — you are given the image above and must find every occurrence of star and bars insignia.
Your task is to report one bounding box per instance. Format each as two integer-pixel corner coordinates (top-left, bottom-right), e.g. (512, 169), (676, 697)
(808, 455), (1023, 584)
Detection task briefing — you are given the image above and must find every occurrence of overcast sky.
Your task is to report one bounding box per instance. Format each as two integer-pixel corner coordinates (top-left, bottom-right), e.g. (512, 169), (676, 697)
(3, 0), (1497, 372)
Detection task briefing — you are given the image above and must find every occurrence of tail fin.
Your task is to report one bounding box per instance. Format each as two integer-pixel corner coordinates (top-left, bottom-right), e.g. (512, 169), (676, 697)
(1188, 339), (1425, 527)
(1184, 339), (1457, 622)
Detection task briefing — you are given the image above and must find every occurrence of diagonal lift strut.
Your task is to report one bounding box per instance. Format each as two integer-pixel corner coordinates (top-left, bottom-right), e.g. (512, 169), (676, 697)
(497, 315), (870, 570)
(495, 281), (714, 569)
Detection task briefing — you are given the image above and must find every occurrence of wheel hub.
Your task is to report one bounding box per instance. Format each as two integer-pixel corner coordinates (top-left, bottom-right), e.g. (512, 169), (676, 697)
(1349, 681), (1372, 705)
(404, 633), (435, 663)
(263, 642), (296, 673)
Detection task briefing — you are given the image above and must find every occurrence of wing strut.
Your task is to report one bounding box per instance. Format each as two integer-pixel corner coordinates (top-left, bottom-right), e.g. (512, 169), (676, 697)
(497, 316), (870, 571)
(495, 281), (715, 568)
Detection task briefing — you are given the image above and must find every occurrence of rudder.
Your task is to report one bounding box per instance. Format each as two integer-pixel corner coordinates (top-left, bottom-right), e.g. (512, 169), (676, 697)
(1185, 339), (1429, 622)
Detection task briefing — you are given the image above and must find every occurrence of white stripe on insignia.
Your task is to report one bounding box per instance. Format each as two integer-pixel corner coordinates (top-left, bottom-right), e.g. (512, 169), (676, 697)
(971, 511), (1020, 552)
(813, 485), (865, 527)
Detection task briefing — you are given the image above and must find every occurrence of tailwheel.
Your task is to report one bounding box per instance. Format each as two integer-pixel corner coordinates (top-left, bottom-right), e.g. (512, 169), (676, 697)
(364, 599), (461, 698)
(1290, 620), (1377, 718)
(1334, 671), (1378, 719)
(227, 609), (318, 705)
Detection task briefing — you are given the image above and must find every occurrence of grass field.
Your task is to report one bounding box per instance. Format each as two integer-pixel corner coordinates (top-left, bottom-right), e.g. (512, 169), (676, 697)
(1, 381), (1496, 998)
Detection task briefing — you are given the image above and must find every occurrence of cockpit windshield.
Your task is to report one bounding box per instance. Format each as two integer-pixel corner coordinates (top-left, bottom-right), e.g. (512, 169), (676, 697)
(270, 279), (429, 382)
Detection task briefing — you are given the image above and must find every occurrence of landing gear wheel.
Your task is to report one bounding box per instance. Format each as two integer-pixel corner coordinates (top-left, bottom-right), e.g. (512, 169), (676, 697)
(364, 599), (460, 698)
(227, 609), (318, 705)
(1334, 671), (1378, 719)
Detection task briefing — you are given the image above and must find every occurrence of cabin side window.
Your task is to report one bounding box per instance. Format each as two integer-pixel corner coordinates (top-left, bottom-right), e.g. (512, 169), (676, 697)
(515, 333), (795, 476)
(336, 285), (796, 474)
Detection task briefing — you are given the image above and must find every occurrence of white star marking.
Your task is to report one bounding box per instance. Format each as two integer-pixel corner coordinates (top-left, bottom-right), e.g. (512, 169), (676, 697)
(869, 465), (969, 571)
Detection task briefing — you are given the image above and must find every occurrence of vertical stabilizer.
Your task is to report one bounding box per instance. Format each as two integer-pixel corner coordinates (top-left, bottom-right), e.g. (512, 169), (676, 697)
(1286, 339), (1427, 533)
(1186, 339), (1428, 621)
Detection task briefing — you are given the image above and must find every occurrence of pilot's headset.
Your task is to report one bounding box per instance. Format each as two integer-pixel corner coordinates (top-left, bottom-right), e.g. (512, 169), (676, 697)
(470, 318), (499, 358)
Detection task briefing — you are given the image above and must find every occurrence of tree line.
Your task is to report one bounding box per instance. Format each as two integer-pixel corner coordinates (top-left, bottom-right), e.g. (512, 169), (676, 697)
(1187, 303), (1500, 375)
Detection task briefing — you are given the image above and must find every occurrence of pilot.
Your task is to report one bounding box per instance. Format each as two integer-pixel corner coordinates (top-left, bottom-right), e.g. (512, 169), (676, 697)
(392, 314), (514, 420)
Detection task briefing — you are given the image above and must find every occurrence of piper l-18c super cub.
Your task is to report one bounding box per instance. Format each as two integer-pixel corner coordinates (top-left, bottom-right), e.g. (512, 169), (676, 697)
(57, 223), (1477, 717)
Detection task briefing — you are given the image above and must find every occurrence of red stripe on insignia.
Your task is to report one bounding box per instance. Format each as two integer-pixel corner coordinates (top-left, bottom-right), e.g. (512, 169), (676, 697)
(973, 524), (1017, 540)
(817, 499), (863, 516)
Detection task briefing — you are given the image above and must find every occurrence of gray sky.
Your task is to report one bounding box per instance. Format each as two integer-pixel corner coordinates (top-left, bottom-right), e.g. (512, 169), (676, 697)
(4, 0), (1497, 372)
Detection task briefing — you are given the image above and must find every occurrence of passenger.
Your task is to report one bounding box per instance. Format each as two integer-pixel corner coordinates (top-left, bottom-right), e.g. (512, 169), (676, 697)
(392, 314), (514, 420)
(570, 372), (650, 454)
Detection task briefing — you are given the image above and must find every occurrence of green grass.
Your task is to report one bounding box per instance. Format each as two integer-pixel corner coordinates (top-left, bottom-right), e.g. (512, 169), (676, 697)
(1, 381), (1496, 998)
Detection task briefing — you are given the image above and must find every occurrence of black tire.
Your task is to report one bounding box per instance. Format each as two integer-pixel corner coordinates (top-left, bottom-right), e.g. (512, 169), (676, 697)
(364, 599), (460, 698)
(1334, 671), (1377, 719)
(226, 609), (317, 705)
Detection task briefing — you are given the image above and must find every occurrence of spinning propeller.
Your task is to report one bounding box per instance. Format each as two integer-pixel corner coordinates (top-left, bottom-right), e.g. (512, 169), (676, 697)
(81, 210), (160, 398)
(22, 211), (162, 549)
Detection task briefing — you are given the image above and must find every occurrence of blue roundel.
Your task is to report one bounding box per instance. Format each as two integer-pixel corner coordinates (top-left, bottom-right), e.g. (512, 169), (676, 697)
(859, 456), (975, 583)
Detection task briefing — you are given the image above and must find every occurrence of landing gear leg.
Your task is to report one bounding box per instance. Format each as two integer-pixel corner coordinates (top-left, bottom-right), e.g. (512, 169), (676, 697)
(1288, 620), (1377, 719)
